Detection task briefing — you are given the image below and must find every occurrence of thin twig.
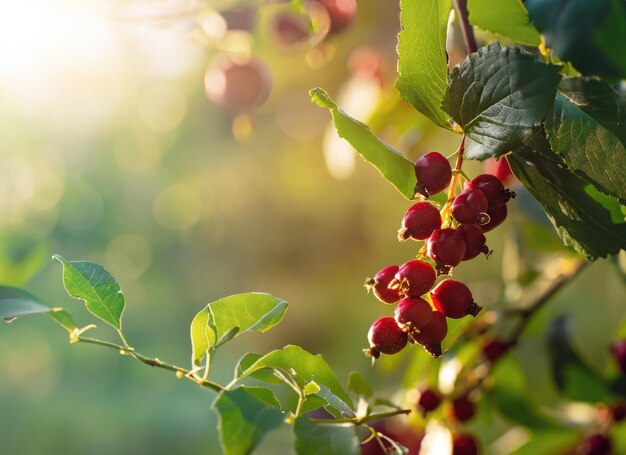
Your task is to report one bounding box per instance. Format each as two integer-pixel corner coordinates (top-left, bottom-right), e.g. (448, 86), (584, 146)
(452, 0), (478, 54)
(310, 408), (411, 425)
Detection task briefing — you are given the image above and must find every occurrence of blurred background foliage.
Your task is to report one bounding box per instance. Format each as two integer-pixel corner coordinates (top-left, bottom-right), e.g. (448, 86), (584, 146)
(0, 1), (624, 454)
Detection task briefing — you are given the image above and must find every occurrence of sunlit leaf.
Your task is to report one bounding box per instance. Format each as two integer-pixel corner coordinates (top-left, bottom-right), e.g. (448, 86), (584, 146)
(48, 308), (77, 332)
(467, 0), (540, 45)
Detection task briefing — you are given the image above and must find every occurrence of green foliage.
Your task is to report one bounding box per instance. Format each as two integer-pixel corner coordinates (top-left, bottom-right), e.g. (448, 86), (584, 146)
(346, 371), (373, 398)
(48, 308), (78, 332)
(467, 0), (540, 45)
(53, 254), (125, 330)
(293, 418), (359, 455)
(396, 0), (452, 129)
(442, 43), (561, 160)
(0, 286), (48, 322)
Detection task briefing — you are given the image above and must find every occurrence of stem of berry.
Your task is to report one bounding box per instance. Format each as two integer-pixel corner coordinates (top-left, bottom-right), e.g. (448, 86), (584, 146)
(453, 0), (478, 54)
(440, 136), (465, 226)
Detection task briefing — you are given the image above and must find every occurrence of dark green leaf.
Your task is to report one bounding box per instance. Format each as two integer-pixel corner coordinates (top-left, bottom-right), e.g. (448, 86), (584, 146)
(442, 43), (561, 160)
(238, 345), (354, 417)
(468, 0), (541, 45)
(293, 418), (360, 455)
(396, 0), (452, 129)
(546, 92), (626, 202)
(547, 316), (615, 403)
(310, 88), (417, 199)
(53, 254), (125, 329)
(524, 0), (626, 79)
(509, 134), (626, 259)
(0, 286), (48, 322)
(190, 293), (287, 367)
(213, 386), (284, 455)
(346, 371), (372, 398)
(48, 308), (78, 332)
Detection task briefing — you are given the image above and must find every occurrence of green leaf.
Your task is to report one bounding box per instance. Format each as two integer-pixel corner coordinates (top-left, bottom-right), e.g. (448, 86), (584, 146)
(53, 254), (125, 329)
(293, 418), (360, 455)
(48, 308), (78, 332)
(525, 0), (626, 79)
(468, 0), (540, 45)
(310, 88), (417, 199)
(234, 352), (282, 384)
(213, 386), (285, 455)
(190, 293), (287, 367)
(238, 345), (354, 417)
(346, 371), (372, 398)
(396, 0), (452, 129)
(442, 43), (561, 160)
(510, 431), (581, 455)
(509, 133), (626, 259)
(0, 286), (48, 322)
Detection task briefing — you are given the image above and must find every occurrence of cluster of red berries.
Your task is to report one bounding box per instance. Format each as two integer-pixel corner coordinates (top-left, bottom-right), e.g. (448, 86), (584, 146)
(364, 151), (515, 359)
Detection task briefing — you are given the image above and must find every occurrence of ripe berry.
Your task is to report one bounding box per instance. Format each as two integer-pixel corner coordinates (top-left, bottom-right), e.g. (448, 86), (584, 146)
(204, 59), (271, 112)
(459, 224), (490, 261)
(398, 202), (442, 241)
(413, 311), (448, 357)
(451, 188), (489, 225)
(482, 339), (508, 363)
(427, 228), (467, 273)
(414, 152), (452, 198)
(484, 156), (514, 184)
(366, 317), (408, 358)
(312, 0), (357, 35)
(432, 279), (481, 319)
(480, 204), (507, 233)
(611, 339), (626, 374)
(365, 265), (401, 304)
(451, 397), (476, 422)
(417, 388), (441, 414)
(611, 403), (626, 422)
(394, 297), (433, 331)
(452, 433), (478, 455)
(270, 12), (309, 48)
(391, 260), (436, 298)
(577, 434), (612, 455)
(468, 174), (515, 210)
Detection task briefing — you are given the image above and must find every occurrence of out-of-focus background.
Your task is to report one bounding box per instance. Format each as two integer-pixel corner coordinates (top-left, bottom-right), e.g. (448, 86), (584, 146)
(0, 1), (624, 454)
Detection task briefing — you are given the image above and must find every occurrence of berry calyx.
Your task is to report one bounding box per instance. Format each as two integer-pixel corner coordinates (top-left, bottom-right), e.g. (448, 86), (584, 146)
(611, 339), (626, 374)
(365, 265), (401, 304)
(394, 297), (433, 331)
(427, 228), (467, 274)
(452, 433), (478, 455)
(451, 397), (476, 422)
(413, 310), (448, 357)
(365, 317), (408, 358)
(468, 174), (515, 210)
(451, 188), (489, 225)
(390, 260), (436, 298)
(414, 152), (452, 198)
(480, 204), (507, 233)
(398, 202), (442, 241)
(417, 388), (441, 414)
(432, 279), (482, 319)
(481, 339), (508, 363)
(459, 224), (490, 261)
(577, 433), (612, 455)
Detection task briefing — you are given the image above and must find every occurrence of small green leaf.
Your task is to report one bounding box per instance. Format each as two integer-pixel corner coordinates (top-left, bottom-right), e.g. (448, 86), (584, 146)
(213, 386), (285, 455)
(48, 308), (78, 332)
(233, 352), (282, 384)
(442, 43), (561, 160)
(396, 0), (453, 129)
(346, 371), (373, 398)
(467, 0), (540, 45)
(190, 293), (287, 367)
(304, 381), (321, 396)
(0, 286), (48, 322)
(310, 88), (417, 199)
(293, 418), (360, 455)
(238, 345), (354, 417)
(53, 254), (125, 329)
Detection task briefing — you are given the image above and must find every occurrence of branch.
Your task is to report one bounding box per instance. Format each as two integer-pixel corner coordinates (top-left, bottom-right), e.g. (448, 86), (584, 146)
(310, 408), (411, 425)
(452, 0), (478, 54)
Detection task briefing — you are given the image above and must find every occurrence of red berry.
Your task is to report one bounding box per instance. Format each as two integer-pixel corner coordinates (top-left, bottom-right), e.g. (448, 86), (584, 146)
(398, 202), (442, 241)
(577, 434), (612, 455)
(204, 59), (271, 112)
(459, 224), (490, 261)
(468, 174), (515, 210)
(482, 339), (508, 363)
(451, 188), (489, 225)
(414, 152), (452, 198)
(391, 260), (437, 298)
(311, 0), (357, 35)
(413, 311), (448, 357)
(270, 12), (309, 48)
(451, 397), (476, 422)
(480, 204), (507, 233)
(452, 433), (478, 455)
(611, 403), (626, 422)
(612, 339), (626, 374)
(366, 265), (401, 304)
(432, 279), (481, 319)
(484, 156), (515, 184)
(417, 388), (441, 414)
(394, 297), (433, 331)
(366, 317), (408, 358)
(427, 228), (467, 273)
